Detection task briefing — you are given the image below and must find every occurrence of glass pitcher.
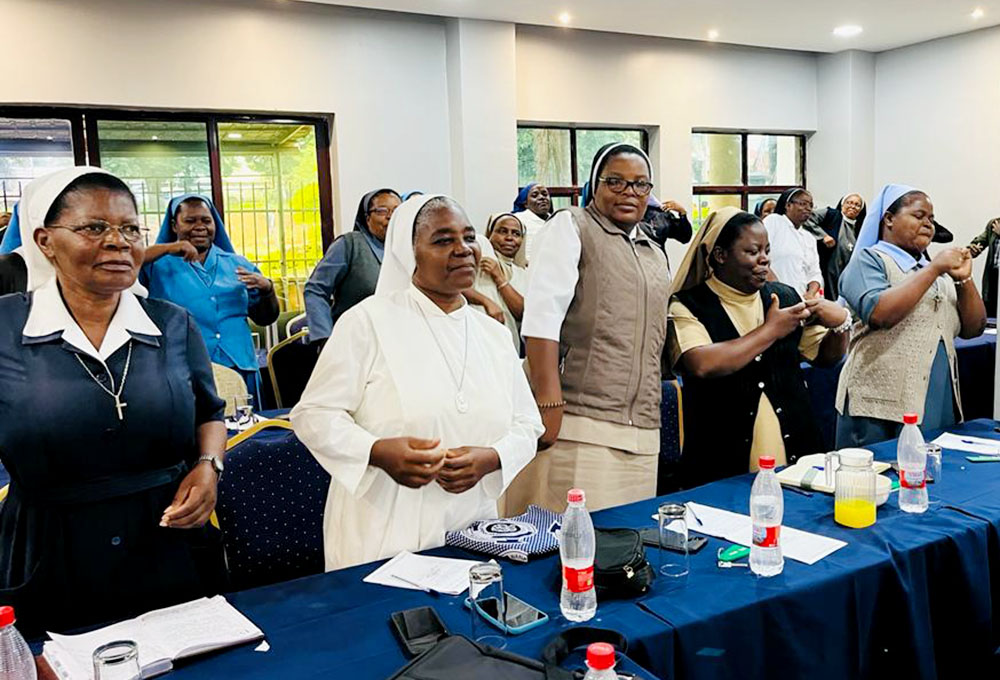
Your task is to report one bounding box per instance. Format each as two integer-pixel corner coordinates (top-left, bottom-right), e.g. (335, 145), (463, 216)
(825, 448), (877, 528)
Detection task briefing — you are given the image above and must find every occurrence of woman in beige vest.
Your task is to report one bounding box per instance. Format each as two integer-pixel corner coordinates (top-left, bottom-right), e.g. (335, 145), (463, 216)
(507, 143), (672, 513)
(836, 184), (986, 448)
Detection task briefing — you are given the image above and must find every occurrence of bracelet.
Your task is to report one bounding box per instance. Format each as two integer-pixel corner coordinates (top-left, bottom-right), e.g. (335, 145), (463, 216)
(832, 311), (853, 334)
(537, 400), (566, 410)
(955, 276), (974, 286)
(497, 280), (510, 290)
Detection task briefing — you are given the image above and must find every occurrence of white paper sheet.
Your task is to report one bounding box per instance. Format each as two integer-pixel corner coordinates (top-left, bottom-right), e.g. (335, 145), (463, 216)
(363, 551), (482, 595)
(653, 502), (847, 565)
(932, 432), (1000, 456)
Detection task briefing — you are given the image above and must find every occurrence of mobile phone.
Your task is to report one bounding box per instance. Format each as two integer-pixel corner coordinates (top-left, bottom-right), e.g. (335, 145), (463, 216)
(639, 527), (708, 553)
(464, 592), (549, 635)
(389, 606), (448, 657)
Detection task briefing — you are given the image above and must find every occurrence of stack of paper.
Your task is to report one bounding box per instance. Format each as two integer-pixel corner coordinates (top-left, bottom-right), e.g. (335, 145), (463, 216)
(932, 432), (1000, 456)
(364, 551), (483, 595)
(655, 502), (847, 565)
(43, 596), (263, 680)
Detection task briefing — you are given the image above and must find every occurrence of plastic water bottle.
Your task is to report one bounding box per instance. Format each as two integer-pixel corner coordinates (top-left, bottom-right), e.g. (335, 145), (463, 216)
(0, 607), (37, 680)
(583, 642), (617, 680)
(750, 455), (784, 577)
(559, 488), (597, 622)
(898, 412), (928, 513)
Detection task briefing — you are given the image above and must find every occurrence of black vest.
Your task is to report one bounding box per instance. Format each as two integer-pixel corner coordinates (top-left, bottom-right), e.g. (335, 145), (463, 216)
(330, 231), (382, 329)
(675, 281), (823, 488)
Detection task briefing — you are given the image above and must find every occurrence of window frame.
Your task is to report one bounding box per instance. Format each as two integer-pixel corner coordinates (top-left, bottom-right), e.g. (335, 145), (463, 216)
(517, 123), (650, 206)
(691, 129), (807, 211)
(0, 105), (336, 248)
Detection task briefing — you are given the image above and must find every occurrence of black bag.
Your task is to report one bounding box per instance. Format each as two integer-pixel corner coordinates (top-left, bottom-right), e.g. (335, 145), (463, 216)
(594, 528), (655, 599)
(386, 635), (574, 680)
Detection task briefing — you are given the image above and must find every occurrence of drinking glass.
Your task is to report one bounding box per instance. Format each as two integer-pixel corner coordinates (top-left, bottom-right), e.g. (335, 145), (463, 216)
(93, 640), (141, 680)
(920, 443), (942, 483)
(468, 562), (506, 649)
(658, 503), (689, 584)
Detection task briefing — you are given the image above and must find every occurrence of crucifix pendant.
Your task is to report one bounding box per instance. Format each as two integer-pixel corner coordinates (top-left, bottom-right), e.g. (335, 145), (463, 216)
(114, 397), (127, 421)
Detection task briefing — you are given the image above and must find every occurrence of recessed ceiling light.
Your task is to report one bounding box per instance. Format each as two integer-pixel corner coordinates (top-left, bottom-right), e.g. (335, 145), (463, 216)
(151, 135), (159, 141)
(833, 24), (863, 38)
(226, 132), (243, 139)
(707, 28), (719, 41)
(45, 136), (53, 141)
(557, 11), (571, 25)
(972, 7), (985, 19)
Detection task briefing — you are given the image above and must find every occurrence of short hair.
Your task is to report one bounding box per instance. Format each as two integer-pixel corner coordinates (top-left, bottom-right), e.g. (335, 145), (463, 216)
(44, 173), (137, 226)
(412, 196), (469, 243)
(711, 212), (764, 265)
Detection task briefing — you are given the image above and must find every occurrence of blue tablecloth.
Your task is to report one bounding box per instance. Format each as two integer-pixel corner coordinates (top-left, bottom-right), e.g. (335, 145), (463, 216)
(155, 419), (1000, 680)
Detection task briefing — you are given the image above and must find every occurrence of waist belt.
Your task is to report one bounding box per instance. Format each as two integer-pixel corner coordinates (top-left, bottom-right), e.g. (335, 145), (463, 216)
(21, 461), (187, 506)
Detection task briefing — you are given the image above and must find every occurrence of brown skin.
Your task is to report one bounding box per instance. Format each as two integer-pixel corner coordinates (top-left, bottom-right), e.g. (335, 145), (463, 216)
(488, 216), (523, 258)
(525, 184), (552, 219)
(842, 194), (864, 221)
(527, 153), (652, 449)
(366, 192), (402, 242)
(677, 222), (848, 380)
(868, 194), (986, 337)
(778, 191), (822, 299)
(370, 204), (501, 494)
(34, 187), (225, 529)
(481, 216), (525, 320)
(759, 199), (777, 219)
(969, 218), (1000, 257)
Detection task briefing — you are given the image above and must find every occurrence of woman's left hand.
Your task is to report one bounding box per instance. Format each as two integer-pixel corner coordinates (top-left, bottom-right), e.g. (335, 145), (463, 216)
(236, 267), (274, 293)
(480, 258), (506, 286)
(436, 447), (500, 494)
(947, 248), (974, 281)
(804, 298), (850, 329)
(161, 463), (218, 529)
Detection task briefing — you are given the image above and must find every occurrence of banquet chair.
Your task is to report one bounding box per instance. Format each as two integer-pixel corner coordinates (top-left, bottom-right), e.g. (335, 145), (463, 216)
(211, 362), (250, 418)
(656, 379), (684, 495)
(267, 330), (319, 408)
(216, 419), (330, 591)
(285, 312), (307, 338)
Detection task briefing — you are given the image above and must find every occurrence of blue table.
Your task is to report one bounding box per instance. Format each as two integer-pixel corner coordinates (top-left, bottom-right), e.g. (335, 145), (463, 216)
(156, 420), (1000, 680)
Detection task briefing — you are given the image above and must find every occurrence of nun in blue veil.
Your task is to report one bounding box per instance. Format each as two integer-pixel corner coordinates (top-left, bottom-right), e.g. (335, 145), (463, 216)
(834, 184), (986, 448)
(0, 204), (27, 294)
(512, 182), (552, 263)
(140, 193), (279, 399)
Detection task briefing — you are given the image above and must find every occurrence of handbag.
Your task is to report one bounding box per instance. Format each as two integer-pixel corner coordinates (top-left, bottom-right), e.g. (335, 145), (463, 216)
(594, 528), (655, 599)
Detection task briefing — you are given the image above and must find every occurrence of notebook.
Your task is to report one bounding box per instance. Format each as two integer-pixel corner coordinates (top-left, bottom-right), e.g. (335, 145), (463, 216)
(777, 453), (891, 494)
(42, 596), (264, 680)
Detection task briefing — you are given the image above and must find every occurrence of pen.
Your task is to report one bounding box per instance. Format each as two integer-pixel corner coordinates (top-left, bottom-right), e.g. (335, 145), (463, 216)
(785, 485), (813, 498)
(393, 575), (441, 597)
(685, 502), (704, 527)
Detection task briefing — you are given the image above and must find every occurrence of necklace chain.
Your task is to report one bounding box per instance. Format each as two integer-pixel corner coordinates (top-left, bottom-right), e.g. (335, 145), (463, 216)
(75, 341), (133, 420)
(416, 302), (468, 395)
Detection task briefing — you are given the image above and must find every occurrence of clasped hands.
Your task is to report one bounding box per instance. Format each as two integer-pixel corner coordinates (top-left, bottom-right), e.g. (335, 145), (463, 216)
(370, 437), (500, 494)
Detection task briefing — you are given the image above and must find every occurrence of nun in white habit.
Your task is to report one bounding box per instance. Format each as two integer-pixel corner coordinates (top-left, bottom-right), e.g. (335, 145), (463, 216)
(291, 194), (543, 571)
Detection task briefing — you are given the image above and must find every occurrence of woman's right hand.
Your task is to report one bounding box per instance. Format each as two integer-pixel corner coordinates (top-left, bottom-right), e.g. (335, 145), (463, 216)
(763, 294), (811, 338)
(370, 437), (446, 488)
(931, 247), (969, 278)
(538, 405), (563, 451)
(171, 240), (200, 262)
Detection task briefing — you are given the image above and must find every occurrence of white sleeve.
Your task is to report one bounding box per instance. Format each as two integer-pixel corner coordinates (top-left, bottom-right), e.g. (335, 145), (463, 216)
(520, 211), (581, 341)
(804, 232), (823, 287)
(290, 309), (380, 496)
(481, 351), (544, 499)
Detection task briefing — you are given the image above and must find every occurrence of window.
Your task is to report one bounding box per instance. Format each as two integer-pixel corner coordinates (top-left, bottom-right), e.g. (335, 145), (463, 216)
(518, 125), (648, 208)
(0, 107), (333, 312)
(690, 131), (805, 229)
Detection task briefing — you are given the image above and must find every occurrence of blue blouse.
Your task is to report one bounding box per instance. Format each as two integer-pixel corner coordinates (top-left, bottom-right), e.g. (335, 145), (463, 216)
(141, 247), (263, 372)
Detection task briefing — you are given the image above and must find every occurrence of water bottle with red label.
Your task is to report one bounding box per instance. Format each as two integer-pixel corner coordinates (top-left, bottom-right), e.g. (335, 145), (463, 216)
(750, 455), (784, 577)
(897, 412), (928, 513)
(559, 488), (597, 622)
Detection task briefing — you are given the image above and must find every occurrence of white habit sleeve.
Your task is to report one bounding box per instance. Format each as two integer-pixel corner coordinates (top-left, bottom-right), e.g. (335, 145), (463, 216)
(481, 351), (543, 499)
(520, 210), (581, 342)
(290, 308), (380, 496)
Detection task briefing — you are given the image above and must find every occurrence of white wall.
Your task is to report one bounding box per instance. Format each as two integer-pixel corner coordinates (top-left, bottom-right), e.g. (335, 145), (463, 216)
(874, 25), (1000, 283)
(516, 26), (819, 265)
(3, 0), (454, 235)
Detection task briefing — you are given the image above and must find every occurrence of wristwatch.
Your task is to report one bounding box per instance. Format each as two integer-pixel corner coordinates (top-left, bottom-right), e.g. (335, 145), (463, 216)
(199, 454), (224, 482)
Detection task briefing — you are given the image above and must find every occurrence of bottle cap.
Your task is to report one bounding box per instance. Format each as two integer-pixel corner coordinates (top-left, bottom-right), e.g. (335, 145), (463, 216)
(567, 488), (585, 503)
(903, 413), (918, 425)
(586, 642), (615, 670)
(758, 456), (776, 470)
(0, 607), (14, 627)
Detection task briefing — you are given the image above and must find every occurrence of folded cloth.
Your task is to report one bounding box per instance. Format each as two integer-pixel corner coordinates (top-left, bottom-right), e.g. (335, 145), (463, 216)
(446, 505), (562, 563)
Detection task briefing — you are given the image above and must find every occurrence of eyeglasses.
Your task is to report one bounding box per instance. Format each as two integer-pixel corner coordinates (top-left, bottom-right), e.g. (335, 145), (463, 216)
(368, 207), (396, 217)
(47, 222), (145, 243)
(598, 177), (654, 196)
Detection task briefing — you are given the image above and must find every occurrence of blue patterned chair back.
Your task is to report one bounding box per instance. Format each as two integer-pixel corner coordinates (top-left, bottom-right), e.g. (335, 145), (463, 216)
(657, 379), (683, 495)
(217, 428), (330, 590)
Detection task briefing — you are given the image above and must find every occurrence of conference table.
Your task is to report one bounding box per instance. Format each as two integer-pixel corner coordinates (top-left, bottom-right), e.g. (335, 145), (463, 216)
(37, 418), (990, 680)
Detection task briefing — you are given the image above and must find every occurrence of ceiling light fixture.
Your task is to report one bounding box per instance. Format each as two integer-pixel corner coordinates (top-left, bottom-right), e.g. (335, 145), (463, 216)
(557, 11), (571, 25)
(707, 28), (719, 41)
(151, 135), (159, 141)
(226, 132), (243, 139)
(833, 24), (863, 38)
(972, 7), (985, 19)
(45, 136), (53, 141)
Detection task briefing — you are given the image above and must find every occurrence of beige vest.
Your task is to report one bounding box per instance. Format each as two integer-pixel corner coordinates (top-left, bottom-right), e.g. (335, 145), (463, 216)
(558, 205), (672, 429)
(836, 249), (962, 423)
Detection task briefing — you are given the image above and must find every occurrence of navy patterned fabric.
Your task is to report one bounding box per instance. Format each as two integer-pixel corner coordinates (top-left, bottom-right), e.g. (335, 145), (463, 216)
(217, 429), (330, 591)
(656, 380), (683, 495)
(446, 504), (562, 562)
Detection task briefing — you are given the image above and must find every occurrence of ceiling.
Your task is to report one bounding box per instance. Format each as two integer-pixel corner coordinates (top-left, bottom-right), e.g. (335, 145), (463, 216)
(298, 0), (1000, 53)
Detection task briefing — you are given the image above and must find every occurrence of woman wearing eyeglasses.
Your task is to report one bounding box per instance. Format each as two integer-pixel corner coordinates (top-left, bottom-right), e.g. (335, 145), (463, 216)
(302, 189), (402, 347)
(506, 143), (672, 513)
(762, 188), (824, 299)
(141, 194), (279, 398)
